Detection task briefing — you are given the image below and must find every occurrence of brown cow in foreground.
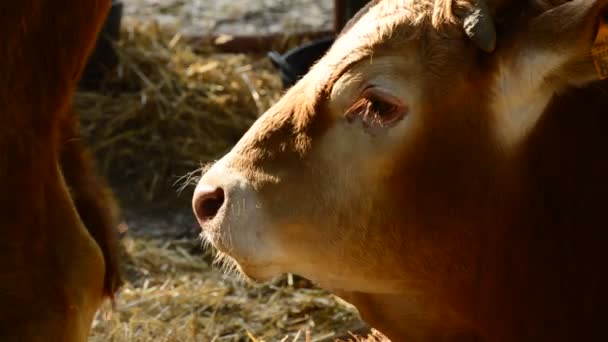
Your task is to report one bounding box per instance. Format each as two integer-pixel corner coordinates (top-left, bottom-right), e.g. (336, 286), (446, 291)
(0, 0), (122, 340)
(194, 0), (608, 340)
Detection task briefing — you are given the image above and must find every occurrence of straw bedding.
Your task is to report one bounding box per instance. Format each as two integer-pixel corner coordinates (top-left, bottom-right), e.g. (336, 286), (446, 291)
(89, 237), (371, 341)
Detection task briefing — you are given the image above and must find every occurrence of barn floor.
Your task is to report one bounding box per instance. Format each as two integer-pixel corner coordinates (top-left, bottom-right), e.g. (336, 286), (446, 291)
(85, 1), (376, 341)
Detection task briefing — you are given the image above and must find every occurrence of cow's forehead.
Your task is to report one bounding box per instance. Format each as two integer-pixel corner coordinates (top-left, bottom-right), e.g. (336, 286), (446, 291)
(255, 0), (450, 142)
(308, 0), (435, 94)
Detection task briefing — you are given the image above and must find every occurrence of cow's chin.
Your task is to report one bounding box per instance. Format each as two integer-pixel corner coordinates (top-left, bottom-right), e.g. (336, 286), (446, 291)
(206, 248), (280, 283)
(199, 209), (287, 283)
(201, 210), (414, 294)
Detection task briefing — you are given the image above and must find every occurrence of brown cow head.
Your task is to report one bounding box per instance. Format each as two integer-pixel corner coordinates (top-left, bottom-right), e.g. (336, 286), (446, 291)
(193, 0), (607, 337)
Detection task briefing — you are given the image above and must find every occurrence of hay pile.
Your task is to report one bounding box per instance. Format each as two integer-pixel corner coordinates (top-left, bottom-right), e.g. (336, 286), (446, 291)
(90, 237), (366, 341)
(74, 19), (282, 203)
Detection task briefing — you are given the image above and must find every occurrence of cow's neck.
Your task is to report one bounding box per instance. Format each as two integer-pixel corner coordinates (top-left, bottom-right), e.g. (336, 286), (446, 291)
(470, 79), (608, 341)
(491, 56), (561, 150)
(334, 290), (484, 341)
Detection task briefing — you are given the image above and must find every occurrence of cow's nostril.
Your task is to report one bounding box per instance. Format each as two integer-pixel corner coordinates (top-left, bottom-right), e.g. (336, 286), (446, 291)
(193, 185), (225, 222)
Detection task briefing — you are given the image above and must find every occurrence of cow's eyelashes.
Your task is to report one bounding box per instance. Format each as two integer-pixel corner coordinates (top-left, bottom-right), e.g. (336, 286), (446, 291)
(367, 94), (399, 120)
(345, 87), (407, 128)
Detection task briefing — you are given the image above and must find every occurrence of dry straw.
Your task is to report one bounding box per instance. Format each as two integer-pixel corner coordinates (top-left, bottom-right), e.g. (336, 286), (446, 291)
(74, 19), (282, 204)
(90, 237), (376, 341)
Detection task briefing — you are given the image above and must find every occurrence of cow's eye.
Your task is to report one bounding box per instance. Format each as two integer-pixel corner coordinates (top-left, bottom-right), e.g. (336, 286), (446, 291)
(345, 87), (407, 128)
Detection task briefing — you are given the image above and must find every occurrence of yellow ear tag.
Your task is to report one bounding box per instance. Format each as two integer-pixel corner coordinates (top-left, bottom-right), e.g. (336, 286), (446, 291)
(592, 17), (608, 79)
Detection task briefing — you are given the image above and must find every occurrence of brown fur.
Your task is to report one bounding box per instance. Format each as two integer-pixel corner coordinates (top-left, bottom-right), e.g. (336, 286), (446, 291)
(0, 0), (120, 340)
(195, 0), (608, 341)
(58, 108), (123, 298)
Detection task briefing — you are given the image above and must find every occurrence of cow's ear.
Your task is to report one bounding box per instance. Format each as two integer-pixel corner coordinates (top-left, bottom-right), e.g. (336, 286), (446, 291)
(507, 0), (608, 87)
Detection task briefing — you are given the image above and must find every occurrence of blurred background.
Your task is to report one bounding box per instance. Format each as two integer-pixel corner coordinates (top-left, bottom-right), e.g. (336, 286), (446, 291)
(77, 1), (383, 341)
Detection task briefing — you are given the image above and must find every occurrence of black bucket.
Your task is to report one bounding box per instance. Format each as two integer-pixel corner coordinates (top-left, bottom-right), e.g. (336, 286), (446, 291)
(79, 0), (123, 89)
(268, 35), (335, 89)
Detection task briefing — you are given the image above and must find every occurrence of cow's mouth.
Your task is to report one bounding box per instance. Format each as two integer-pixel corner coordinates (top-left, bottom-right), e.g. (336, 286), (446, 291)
(202, 233), (281, 283)
(199, 224), (226, 253)
(197, 204), (284, 283)
(197, 204), (238, 260)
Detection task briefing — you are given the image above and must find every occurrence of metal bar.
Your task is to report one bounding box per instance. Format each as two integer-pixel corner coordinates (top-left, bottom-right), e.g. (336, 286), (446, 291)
(185, 30), (335, 54)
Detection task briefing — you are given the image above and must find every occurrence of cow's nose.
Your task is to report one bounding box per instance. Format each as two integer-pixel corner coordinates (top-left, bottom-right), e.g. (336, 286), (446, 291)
(192, 183), (225, 223)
